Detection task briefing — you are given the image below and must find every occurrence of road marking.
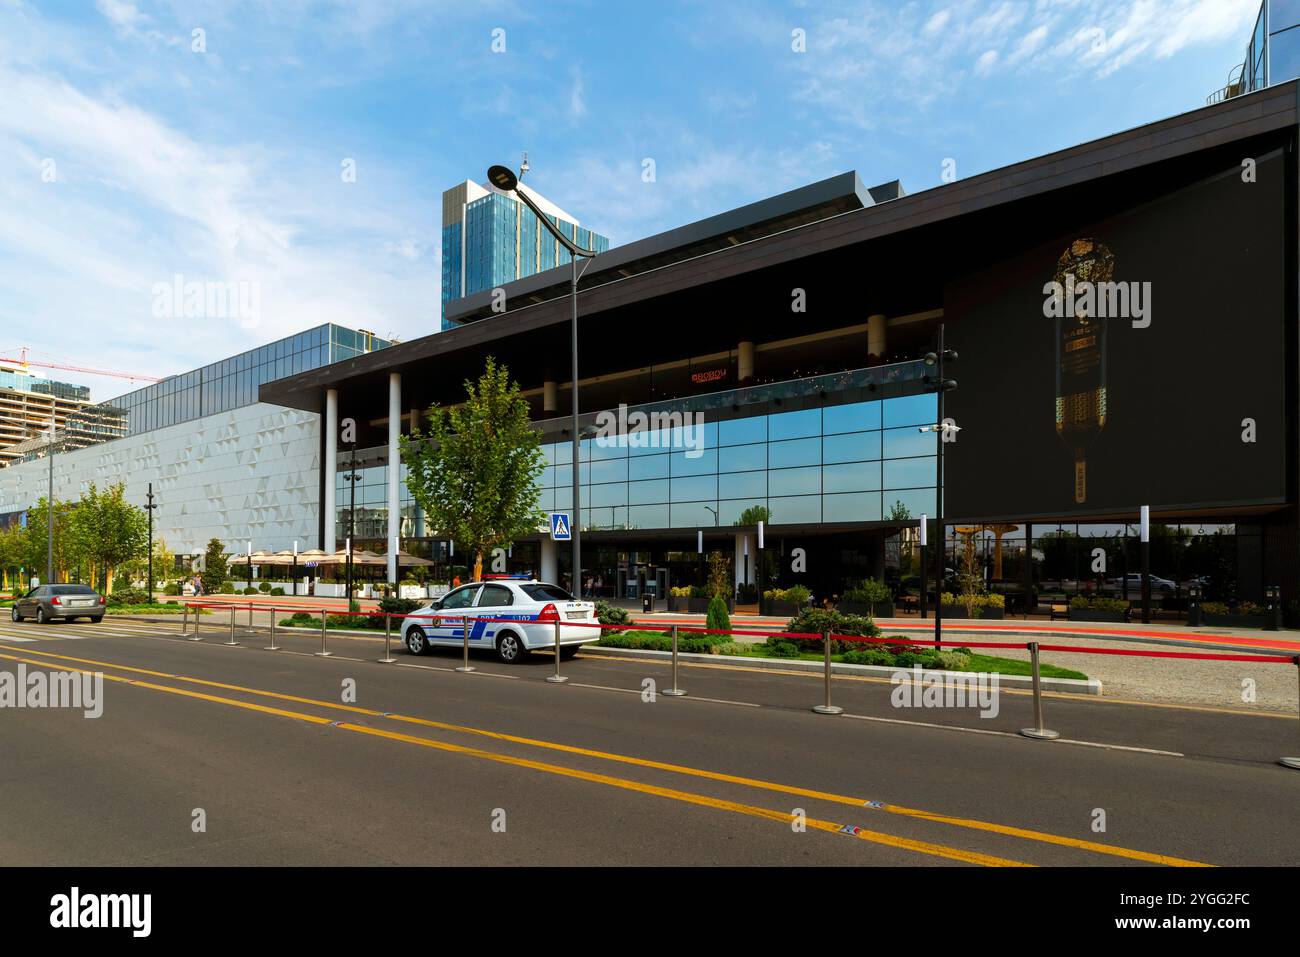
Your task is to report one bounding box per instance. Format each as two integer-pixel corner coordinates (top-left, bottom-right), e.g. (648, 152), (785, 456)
(840, 713), (1185, 757)
(0, 647), (1025, 867)
(0, 643), (1209, 867)
(582, 652), (1299, 719)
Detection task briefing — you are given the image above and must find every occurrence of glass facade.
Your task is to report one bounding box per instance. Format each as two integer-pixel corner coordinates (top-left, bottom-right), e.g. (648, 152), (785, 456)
(440, 182), (611, 330)
(535, 392), (938, 532)
(31, 324), (387, 453)
(1230, 1), (1300, 95)
(335, 459), (419, 543)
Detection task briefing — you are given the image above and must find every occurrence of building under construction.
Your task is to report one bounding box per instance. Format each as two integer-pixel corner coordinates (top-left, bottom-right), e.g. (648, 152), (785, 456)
(0, 362), (127, 466)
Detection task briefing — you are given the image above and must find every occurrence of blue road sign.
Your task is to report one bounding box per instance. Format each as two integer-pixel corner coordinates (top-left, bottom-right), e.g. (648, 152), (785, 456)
(550, 512), (572, 541)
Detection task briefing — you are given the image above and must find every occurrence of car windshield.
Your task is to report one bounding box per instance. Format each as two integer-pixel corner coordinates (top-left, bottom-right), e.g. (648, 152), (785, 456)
(51, 585), (96, 595)
(521, 584), (574, 602)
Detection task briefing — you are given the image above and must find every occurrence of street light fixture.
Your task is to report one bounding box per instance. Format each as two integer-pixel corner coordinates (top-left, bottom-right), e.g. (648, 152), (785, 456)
(488, 159), (600, 599)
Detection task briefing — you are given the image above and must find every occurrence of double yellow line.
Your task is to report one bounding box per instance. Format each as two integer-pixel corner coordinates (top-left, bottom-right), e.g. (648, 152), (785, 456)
(0, 644), (1210, 867)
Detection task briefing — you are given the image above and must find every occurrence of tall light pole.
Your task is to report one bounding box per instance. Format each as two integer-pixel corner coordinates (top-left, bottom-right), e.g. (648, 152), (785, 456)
(343, 447), (361, 606)
(46, 416), (55, 586)
(920, 327), (958, 649)
(145, 483), (157, 603)
(488, 160), (599, 599)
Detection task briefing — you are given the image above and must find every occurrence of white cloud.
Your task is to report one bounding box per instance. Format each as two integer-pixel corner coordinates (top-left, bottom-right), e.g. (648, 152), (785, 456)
(974, 49), (999, 74)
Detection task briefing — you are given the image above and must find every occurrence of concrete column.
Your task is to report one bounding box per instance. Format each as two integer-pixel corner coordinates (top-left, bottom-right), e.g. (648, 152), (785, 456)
(543, 380), (559, 415)
(738, 341), (755, 382)
(387, 373), (402, 584)
(323, 388), (338, 552)
(540, 536), (557, 585)
(867, 314), (887, 362)
(733, 532), (753, 594)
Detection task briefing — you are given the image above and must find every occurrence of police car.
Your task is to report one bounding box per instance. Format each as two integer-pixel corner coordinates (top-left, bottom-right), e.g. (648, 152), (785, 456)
(400, 577), (599, 663)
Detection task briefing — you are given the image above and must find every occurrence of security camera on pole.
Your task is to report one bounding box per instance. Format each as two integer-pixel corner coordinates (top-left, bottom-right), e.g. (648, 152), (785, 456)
(918, 326), (958, 649)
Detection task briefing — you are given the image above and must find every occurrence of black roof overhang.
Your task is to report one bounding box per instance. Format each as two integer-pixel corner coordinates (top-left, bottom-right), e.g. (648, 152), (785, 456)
(259, 82), (1300, 420)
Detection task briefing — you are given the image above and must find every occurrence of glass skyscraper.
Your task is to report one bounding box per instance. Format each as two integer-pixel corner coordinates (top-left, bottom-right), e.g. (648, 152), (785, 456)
(440, 178), (609, 331)
(1209, 1), (1300, 102)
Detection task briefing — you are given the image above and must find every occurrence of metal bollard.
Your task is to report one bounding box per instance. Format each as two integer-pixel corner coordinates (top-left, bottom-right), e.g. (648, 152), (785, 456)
(663, 624), (686, 696)
(455, 616), (474, 672)
(315, 612), (332, 657)
(812, 630), (843, 715)
(1019, 642), (1060, 739)
(225, 606), (239, 645)
(246, 601), (258, 635)
(265, 606), (280, 651)
(1281, 657), (1300, 770)
(378, 613), (396, 664)
(547, 618), (568, 683)
(186, 604), (204, 641)
(181, 603), (189, 636)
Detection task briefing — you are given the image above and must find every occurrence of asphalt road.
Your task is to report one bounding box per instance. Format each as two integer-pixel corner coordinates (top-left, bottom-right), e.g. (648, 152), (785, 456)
(0, 615), (1297, 866)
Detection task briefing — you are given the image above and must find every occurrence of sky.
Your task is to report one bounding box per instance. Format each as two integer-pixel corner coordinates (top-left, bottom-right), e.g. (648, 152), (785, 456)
(0, 0), (1264, 400)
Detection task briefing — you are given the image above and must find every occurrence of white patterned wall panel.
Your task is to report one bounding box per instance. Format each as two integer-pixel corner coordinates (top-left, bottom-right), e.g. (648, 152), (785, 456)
(0, 404), (321, 557)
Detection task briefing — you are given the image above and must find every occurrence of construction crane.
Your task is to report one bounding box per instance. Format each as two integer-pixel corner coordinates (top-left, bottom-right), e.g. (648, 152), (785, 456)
(0, 346), (163, 384)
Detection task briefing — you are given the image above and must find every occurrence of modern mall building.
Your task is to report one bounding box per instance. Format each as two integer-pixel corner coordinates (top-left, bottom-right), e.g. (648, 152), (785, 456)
(260, 80), (1300, 611)
(0, 325), (389, 563)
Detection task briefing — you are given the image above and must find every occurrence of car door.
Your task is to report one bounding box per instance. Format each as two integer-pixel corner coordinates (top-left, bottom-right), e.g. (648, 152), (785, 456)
(433, 584), (481, 643)
(473, 584), (515, 646)
(21, 587), (44, 616)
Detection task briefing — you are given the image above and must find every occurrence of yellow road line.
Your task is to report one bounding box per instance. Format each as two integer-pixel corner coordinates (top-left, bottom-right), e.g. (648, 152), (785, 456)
(0, 644), (1207, 866)
(0, 649), (1022, 867)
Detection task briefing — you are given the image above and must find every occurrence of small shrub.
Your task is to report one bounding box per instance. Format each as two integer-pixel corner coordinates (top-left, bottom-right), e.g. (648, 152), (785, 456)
(270, 587), (285, 596)
(714, 641), (748, 656)
(769, 640), (801, 658)
(930, 651), (972, 671)
(163, 582), (180, 596)
(841, 648), (895, 667)
(243, 586), (258, 595)
(594, 600), (630, 635)
(219, 583), (236, 595)
(258, 581), (272, 593)
(1070, 595), (1128, 614)
(705, 595), (731, 635)
(669, 586), (691, 598)
(291, 611), (313, 622)
(842, 579), (892, 604)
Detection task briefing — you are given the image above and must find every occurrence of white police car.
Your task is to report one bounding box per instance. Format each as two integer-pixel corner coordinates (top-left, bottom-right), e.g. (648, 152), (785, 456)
(400, 577), (599, 663)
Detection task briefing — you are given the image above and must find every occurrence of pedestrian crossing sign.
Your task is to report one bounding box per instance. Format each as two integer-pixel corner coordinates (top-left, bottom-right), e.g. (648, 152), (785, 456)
(550, 512), (572, 541)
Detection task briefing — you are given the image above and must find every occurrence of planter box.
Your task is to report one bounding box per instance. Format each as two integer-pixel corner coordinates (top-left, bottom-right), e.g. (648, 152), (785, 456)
(1068, 608), (1129, 623)
(765, 600), (808, 617)
(838, 601), (895, 619)
(1202, 613), (1270, 629)
(668, 596), (731, 613)
(398, 585), (425, 600)
(940, 604), (1005, 620)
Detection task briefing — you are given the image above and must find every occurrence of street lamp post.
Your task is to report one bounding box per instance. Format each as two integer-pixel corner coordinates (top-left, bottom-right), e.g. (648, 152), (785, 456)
(488, 161), (599, 600)
(46, 416), (55, 586)
(920, 327), (959, 650)
(145, 483), (157, 603)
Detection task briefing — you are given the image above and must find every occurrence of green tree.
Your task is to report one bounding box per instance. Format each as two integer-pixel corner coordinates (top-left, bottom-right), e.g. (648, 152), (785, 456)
(67, 483), (148, 593)
(201, 538), (229, 595)
(733, 505), (771, 527)
(20, 497), (77, 583)
(400, 357), (546, 582)
(706, 550), (731, 600)
(0, 523), (28, 593)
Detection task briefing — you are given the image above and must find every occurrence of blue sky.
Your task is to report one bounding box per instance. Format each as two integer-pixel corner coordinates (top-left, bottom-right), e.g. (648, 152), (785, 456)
(0, 0), (1262, 399)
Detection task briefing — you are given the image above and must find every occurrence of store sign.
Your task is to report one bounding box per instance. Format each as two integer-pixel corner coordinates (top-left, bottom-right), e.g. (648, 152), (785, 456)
(690, 368), (728, 385)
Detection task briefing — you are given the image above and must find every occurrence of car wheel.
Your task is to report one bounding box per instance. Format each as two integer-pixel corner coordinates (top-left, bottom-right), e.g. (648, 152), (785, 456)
(560, 645), (580, 660)
(10, 605), (21, 622)
(404, 626), (432, 656)
(36, 606), (48, 624)
(89, 616), (103, 624)
(495, 631), (528, 663)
